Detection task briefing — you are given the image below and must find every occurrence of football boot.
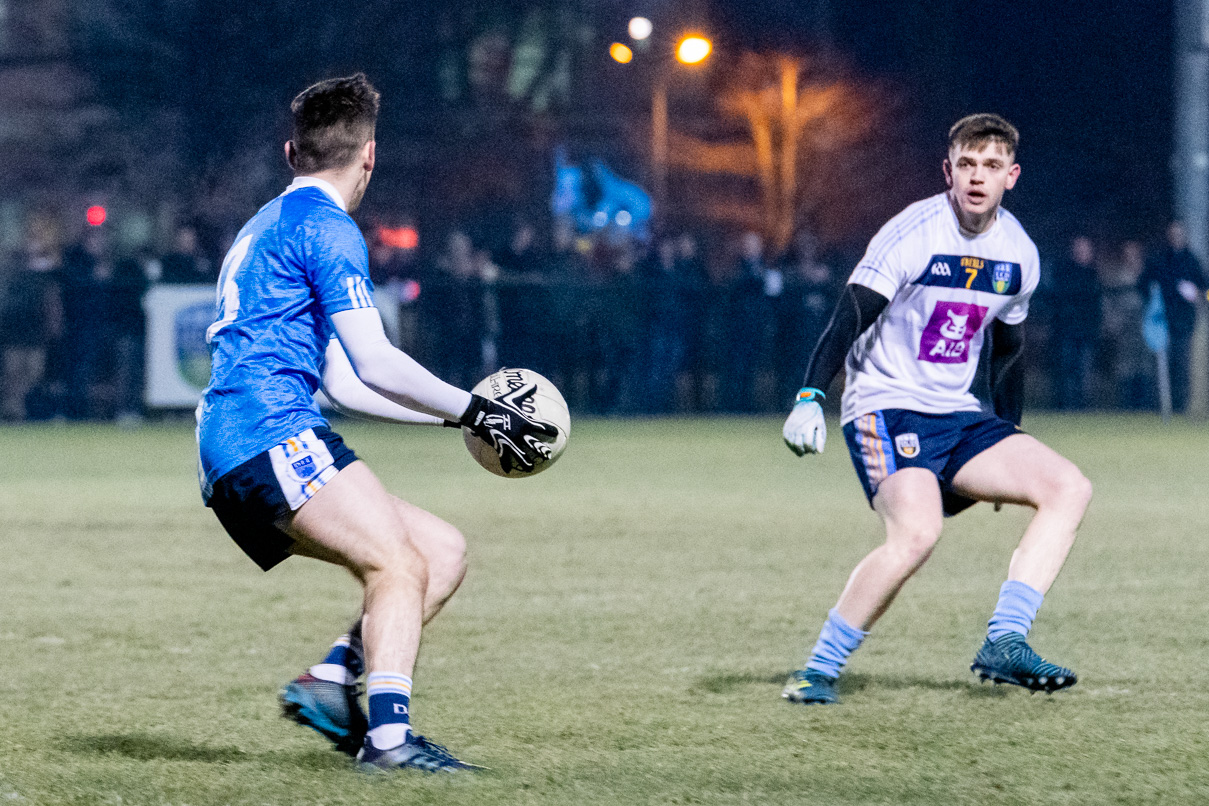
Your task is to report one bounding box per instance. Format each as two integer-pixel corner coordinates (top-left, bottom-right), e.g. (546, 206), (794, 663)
(280, 672), (368, 756)
(971, 633), (1077, 693)
(357, 732), (483, 773)
(782, 668), (840, 705)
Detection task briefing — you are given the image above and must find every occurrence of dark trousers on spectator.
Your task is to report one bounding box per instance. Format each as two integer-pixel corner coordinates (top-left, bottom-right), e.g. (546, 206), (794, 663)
(1169, 330), (1193, 413)
(645, 330), (687, 414)
(1056, 333), (1095, 410)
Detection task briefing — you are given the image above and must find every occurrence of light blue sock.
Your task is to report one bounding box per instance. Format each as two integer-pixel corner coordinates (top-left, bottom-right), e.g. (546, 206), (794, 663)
(804, 608), (869, 679)
(987, 580), (1044, 642)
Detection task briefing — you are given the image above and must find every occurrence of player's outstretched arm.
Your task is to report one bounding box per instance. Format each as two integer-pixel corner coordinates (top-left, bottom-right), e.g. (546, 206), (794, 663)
(329, 308), (557, 472)
(321, 337), (446, 425)
(330, 307), (473, 422)
(783, 283), (889, 456)
(988, 319), (1025, 426)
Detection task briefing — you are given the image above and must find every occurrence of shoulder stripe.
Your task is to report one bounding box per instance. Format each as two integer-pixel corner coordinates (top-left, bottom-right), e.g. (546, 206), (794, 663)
(867, 199), (946, 267)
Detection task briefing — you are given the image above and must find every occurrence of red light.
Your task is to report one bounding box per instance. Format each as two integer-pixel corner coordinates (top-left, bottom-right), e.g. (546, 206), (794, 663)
(86, 206), (107, 226)
(378, 226), (418, 250)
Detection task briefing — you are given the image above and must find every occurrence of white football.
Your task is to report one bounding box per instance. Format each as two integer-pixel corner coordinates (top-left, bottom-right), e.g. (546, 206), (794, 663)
(463, 368), (570, 478)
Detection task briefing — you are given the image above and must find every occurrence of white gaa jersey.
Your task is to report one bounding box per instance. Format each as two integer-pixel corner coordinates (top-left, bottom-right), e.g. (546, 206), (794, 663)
(841, 192), (1040, 425)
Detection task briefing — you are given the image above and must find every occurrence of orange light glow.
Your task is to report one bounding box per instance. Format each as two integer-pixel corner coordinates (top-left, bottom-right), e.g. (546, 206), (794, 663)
(86, 205), (107, 226)
(676, 36), (712, 65)
(609, 42), (634, 64)
(378, 226), (419, 250)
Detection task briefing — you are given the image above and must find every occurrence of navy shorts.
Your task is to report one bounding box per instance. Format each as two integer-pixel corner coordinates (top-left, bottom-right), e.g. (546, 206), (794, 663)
(842, 409), (1022, 517)
(207, 426), (358, 571)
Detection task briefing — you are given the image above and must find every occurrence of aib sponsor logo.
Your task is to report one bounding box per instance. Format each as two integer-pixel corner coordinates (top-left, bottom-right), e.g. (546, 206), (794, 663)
(918, 301), (988, 364)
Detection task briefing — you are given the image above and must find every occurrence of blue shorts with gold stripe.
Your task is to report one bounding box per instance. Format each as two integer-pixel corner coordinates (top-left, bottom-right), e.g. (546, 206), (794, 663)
(842, 409), (1021, 517)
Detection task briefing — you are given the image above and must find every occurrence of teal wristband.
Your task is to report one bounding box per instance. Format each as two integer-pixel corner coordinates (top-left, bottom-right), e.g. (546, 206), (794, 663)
(795, 387), (825, 405)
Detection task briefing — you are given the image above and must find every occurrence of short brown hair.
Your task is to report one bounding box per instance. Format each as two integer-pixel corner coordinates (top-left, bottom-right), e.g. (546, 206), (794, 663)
(948, 113), (1019, 157)
(290, 73), (380, 173)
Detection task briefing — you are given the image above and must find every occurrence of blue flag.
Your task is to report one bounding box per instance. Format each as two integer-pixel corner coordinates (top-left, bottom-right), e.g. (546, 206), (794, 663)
(1142, 282), (1169, 354)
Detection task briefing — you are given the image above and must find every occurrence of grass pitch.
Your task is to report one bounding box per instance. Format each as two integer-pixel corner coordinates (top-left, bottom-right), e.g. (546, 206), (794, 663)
(0, 414), (1206, 805)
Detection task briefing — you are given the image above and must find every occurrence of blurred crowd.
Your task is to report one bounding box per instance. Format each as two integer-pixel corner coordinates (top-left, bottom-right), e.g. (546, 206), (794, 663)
(0, 221), (213, 424)
(1039, 222), (1207, 413)
(1, 212), (1206, 423)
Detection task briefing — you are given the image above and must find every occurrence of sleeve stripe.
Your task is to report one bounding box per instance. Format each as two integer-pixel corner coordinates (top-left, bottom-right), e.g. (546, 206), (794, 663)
(345, 277), (374, 309)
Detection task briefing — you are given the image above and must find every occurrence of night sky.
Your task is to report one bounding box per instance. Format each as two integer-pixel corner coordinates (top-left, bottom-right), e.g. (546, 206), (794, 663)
(714, 0), (1174, 251)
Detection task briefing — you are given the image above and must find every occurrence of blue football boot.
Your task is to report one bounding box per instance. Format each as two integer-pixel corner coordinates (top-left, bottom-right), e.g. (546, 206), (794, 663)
(280, 672), (368, 756)
(357, 732), (483, 773)
(971, 633), (1077, 693)
(782, 668), (840, 705)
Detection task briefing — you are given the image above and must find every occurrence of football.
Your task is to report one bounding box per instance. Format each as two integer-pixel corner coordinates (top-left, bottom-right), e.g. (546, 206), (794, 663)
(463, 368), (570, 478)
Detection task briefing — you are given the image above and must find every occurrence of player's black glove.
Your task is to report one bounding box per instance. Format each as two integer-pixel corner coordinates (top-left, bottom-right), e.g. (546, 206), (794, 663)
(451, 387), (560, 474)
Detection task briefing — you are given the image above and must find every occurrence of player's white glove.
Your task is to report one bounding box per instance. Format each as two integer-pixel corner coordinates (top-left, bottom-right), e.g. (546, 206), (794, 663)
(783, 387), (827, 456)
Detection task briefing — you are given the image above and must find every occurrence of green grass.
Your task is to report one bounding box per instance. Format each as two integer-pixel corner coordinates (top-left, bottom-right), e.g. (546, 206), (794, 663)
(0, 414), (1206, 805)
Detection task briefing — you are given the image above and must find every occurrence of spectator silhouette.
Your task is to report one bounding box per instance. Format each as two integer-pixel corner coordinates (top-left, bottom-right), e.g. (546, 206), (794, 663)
(1140, 221), (1208, 413)
(1, 233), (63, 420)
(1052, 235), (1102, 409)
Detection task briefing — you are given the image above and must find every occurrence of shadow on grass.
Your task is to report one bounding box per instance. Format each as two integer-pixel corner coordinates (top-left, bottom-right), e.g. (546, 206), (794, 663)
(842, 672), (1009, 699)
(694, 670), (1009, 699)
(65, 733), (248, 763)
(64, 733), (351, 769)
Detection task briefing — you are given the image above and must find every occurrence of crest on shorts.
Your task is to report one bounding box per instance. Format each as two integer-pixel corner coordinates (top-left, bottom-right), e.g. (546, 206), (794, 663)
(894, 433), (920, 458)
(992, 262), (1013, 294)
(290, 454), (318, 480)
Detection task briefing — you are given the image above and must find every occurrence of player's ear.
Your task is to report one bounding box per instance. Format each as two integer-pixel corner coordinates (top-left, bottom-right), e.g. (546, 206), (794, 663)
(1004, 162), (1021, 190)
(362, 139), (375, 173)
(942, 158), (954, 189)
(284, 141), (297, 171)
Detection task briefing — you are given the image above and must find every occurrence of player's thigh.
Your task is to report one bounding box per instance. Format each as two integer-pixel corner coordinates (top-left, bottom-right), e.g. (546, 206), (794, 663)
(389, 496), (466, 580)
(949, 433), (1091, 508)
(872, 467), (945, 551)
(281, 460), (421, 577)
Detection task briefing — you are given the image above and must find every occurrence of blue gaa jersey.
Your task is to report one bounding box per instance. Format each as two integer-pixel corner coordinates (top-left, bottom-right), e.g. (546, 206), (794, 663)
(196, 177), (375, 501)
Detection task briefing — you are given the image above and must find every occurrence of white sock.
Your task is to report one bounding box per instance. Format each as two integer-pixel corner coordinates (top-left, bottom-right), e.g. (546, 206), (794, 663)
(367, 723), (411, 750)
(309, 663), (356, 685)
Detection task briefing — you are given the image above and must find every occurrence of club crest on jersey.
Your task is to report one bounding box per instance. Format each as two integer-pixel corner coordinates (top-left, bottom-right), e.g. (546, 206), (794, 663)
(918, 301), (988, 364)
(992, 262), (1013, 294)
(894, 433), (920, 458)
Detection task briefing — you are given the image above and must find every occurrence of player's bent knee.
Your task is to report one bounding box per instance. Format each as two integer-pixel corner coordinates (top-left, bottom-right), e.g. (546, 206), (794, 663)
(1040, 465), (1093, 514)
(354, 536), (429, 586)
(428, 526), (467, 586)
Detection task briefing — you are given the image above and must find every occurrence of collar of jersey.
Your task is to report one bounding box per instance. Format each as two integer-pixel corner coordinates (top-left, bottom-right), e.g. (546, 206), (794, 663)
(283, 176), (346, 212)
(942, 191), (1000, 241)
